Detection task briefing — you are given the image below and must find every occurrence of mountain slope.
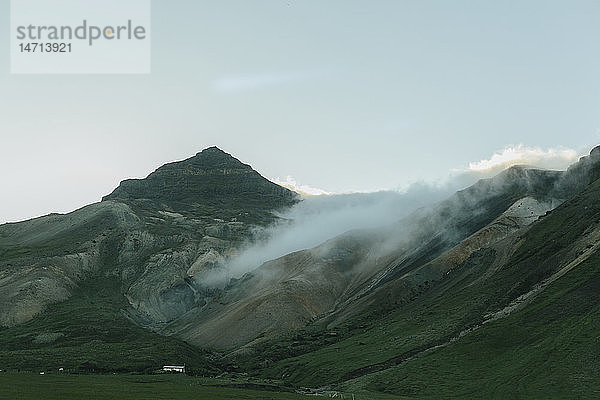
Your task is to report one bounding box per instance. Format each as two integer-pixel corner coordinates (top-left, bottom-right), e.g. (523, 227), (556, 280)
(236, 153), (600, 398)
(165, 155), (599, 350)
(0, 201), (139, 326)
(2, 144), (600, 399)
(338, 177), (600, 398)
(0, 147), (298, 373)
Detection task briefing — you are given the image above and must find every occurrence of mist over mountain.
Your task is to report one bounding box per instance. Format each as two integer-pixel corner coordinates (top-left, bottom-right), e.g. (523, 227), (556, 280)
(221, 148), (594, 281)
(223, 187), (457, 281)
(1, 144), (600, 398)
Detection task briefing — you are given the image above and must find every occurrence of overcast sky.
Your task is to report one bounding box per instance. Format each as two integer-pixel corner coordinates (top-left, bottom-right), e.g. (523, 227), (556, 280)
(1, 0), (600, 223)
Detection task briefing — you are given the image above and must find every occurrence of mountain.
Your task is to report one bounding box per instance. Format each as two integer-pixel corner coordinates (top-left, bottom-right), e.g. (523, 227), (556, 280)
(0, 147), (298, 373)
(103, 146), (298, 223)
(2, 144), (600, 398)
(228, 149), (600, 398)
(161, 159), (595, 350)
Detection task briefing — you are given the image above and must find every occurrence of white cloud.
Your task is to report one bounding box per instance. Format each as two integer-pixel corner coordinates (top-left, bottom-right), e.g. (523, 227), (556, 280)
(223, 189), (452, 279)
(271, 175), (331, 196)
(468, 144), (580, 172)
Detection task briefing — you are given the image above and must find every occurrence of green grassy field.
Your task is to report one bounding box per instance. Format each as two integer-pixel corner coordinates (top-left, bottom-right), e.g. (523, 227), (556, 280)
(0, 275), (220, 375)
(0, 373), (315, 400)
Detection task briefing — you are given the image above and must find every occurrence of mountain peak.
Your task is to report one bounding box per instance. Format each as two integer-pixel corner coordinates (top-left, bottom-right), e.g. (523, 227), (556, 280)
(193, 146), (231, 160)
(154, 146), (250, 172)
(197, 146), (226, 154)
(102, 148), (298, 218)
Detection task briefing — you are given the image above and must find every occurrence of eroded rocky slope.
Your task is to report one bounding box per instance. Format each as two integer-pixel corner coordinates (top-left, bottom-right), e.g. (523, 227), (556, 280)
(0, 147), (299, 331)
(164, 147), (600, 349)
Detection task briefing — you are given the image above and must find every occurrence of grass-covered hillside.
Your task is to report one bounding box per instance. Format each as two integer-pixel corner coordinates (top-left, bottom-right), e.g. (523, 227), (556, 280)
(239, 176), (600, 399)
(0, 275), (221, 375)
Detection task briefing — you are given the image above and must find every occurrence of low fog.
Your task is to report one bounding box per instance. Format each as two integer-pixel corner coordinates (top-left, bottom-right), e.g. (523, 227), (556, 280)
(223, 169), (502, 279)
(216, 143), (587, 282)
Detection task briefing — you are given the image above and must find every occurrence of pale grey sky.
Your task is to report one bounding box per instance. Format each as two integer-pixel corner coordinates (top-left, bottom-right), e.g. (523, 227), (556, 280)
(1, 0), (600, 223)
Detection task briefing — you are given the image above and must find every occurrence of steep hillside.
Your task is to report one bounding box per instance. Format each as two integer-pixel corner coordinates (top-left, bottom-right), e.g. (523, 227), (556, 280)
(337, 177), (600, 398)
(163, 232), (378, 349)
(0, 201), (139, 326)
(0, 147), (298, 373)
(166, 150), (600, 350)
(236, 157), (600, 398)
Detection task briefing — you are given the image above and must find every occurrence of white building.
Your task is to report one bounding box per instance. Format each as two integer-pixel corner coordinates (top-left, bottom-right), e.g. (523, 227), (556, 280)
(162, 365), (186, 373)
